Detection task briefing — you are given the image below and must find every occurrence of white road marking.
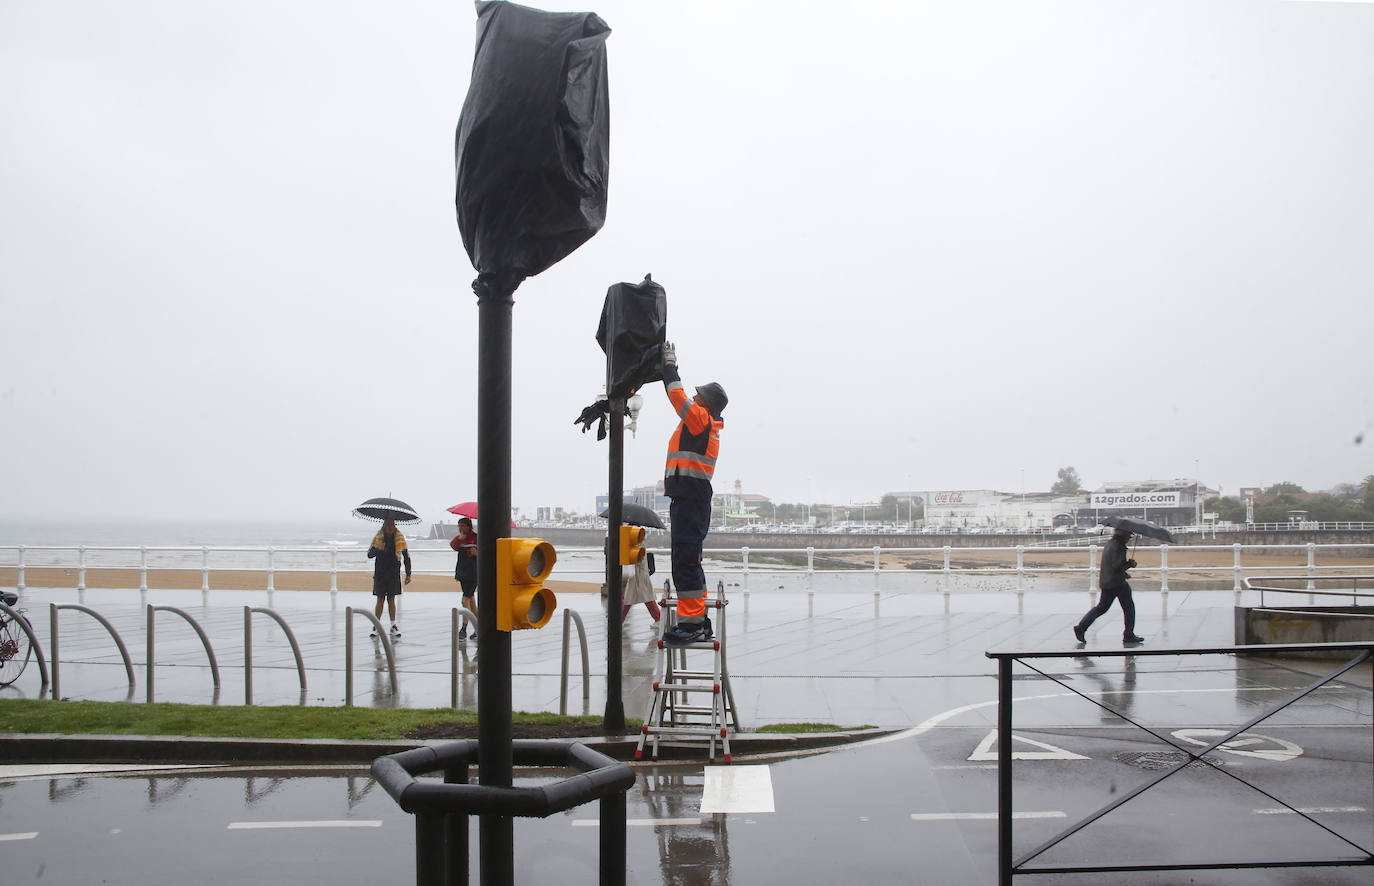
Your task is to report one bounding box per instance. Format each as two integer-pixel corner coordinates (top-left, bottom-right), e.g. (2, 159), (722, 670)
(849, 686), (1328, 750)
(0, 832), (39, 842)
(910, 811), (1066, 821)
(968, 730), (1089, 761)
(1172, 729), (1304, 762)
(0, 763), (214, 779)
(935, 764), (999, 770)
(701, 765), (774, 814)
(227, 820), (382, 830)
(1254, 806), (1366, 815)
(571, 818), (703, 827)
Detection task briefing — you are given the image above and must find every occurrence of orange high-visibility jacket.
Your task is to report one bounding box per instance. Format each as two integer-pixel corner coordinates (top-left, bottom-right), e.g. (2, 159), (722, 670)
(662, 366), (723, 495)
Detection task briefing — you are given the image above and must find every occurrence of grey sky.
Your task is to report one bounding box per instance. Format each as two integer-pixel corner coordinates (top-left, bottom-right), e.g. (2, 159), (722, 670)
(2, 0), (1371, 525)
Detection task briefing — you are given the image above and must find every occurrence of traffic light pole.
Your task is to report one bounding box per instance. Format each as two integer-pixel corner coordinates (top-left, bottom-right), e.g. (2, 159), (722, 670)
(475, 273), (515, 885)
(604, 397), (626, 733)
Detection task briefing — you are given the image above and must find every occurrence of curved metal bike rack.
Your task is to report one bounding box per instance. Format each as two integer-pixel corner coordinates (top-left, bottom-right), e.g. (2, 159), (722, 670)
(244, 606), (308, 705)
(450, 606), (478, 708)
(0, 599), (49, 692)
(345, 607), (398, 706)
(146, 605), (221, 704)
(50, 602), (135, 700)
(559, 608), (591, 716)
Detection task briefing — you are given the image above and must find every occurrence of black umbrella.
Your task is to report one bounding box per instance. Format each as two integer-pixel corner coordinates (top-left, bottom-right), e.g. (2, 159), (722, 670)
(1101, 515), (1176, 544)
(353, 496), (422, 524)
(599, 502), (666, 530)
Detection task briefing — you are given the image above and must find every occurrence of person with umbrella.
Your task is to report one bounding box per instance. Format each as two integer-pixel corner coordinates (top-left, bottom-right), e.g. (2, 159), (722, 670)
(450, 516), (478, 640)
(1073, 525), (1145, 645)
(601, 504), (667, 625)
(657, 341), (728, 647)
(354, 498), (418, 640)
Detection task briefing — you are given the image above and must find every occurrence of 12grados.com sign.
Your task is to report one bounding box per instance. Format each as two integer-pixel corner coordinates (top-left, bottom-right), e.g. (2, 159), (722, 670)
(1090, 492), (1182, 508)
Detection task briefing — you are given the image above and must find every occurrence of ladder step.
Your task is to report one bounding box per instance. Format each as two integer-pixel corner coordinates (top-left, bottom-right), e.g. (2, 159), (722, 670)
(644, 725), (727, 737)
(664, 669), (718, 680)
(653, 684), (719, 694)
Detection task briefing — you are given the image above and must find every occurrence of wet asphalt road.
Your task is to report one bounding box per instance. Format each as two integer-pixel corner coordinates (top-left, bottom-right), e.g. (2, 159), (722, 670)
(3, 721), (1369, 884)
(2, 587), (1371, 882)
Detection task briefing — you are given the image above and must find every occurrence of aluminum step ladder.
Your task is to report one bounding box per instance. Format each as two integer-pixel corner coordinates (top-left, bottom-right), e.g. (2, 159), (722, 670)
(635, 580), (739, 763)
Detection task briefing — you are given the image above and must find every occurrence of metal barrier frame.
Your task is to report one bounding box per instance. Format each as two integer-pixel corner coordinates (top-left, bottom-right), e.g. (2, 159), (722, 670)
(345, 607), (398, 706)
(1246, 574), (1374, 607)
(146, 604), (221, 704)
(371, 739), (634, 886)
(50, 602), (135, 700)
(985, 641), (1374, 883)
(244, 606), (307, 705)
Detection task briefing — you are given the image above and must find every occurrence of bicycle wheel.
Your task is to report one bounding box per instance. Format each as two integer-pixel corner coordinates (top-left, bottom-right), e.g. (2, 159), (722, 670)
(0, 614), (33, 686)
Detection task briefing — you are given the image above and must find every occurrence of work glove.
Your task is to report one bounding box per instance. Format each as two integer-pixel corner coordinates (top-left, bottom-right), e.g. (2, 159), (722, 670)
(662, 340), (677, 367)
(1126, 558), (1137, 569)
(573, 399), (609, 441)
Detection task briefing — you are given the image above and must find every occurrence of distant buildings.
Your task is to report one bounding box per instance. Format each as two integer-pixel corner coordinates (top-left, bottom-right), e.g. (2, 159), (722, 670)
(921, 479), (1214, 530)
(583, 478), (1215, 531)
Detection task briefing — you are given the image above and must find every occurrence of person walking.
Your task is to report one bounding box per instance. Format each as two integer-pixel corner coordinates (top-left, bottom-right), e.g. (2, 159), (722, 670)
(450, 517), (478, 640)
(1074, 526), (1145, 645)
(368, 516), (412, 639)
(657, 341), (727, 647)
(621, 551), (663, 624)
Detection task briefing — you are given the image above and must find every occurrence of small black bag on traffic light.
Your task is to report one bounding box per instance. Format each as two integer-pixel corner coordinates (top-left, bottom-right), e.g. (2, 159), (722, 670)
(597, 275), (667, 400)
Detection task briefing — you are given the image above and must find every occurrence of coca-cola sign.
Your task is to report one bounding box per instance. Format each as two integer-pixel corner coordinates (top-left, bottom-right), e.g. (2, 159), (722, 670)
(933, 492), (964, 505)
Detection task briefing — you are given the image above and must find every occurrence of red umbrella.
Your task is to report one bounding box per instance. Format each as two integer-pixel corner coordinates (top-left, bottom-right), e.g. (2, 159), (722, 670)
(447, 502), (516, 528)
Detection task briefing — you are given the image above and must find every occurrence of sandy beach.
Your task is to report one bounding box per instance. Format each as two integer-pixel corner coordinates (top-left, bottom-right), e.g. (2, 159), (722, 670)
(0, 568), (601, 595)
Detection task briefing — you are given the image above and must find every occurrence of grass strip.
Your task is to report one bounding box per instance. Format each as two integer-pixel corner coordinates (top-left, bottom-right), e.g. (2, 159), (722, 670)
(754, 722), (872, 734)
(0, 699), (610, 741)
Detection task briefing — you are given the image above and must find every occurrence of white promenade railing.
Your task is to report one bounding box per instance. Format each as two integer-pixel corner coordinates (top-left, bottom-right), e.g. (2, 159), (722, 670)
(3, 541), (1374, 597)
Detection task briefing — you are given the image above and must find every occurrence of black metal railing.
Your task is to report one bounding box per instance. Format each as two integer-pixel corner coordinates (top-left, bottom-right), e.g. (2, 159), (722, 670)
(985, 641), (1374, 884)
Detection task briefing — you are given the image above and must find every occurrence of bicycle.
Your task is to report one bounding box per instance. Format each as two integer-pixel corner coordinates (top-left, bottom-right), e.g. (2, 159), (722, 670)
(1, 589), (33, 686)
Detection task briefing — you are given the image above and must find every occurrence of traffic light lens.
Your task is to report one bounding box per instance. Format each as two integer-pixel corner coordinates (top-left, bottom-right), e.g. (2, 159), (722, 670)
(527, 546), (547, 578)
(527, 592), (548, 624)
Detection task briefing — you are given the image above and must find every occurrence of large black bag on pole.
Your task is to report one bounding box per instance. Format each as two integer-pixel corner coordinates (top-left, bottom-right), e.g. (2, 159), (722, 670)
(597, 275), (667, 400)
(455, 0), (611, 285)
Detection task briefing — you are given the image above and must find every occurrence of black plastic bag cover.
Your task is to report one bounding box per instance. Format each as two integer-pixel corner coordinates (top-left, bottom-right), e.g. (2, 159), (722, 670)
(455, 1), (611, 282)
(597, 275), (666, 400)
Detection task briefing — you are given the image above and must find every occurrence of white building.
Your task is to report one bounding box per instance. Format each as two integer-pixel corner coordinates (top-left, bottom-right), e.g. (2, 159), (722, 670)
(923, 490), (1082, 531)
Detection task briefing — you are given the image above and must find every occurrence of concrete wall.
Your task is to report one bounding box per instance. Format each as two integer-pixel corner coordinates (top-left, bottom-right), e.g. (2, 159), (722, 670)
(1235, 605), (1374, 650)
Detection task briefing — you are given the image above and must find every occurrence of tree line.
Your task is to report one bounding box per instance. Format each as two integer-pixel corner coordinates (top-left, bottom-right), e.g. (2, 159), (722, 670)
(1204, 476), (1374, 524)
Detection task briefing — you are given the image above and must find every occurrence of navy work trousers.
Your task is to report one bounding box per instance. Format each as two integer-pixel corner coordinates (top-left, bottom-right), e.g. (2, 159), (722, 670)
(668, 492), (711, 593)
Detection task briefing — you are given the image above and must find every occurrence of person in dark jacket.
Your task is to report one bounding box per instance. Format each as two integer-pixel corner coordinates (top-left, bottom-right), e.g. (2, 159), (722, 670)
(450, 517), (478, 640)
(368, 517), (412, 639)
(1074, 527), (1144, 644)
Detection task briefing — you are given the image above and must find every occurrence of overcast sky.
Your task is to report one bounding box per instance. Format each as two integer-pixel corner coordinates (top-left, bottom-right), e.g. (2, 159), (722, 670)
(2, 0), (1371, 526)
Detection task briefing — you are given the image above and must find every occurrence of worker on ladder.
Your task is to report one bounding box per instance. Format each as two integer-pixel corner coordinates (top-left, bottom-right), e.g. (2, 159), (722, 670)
(658, 340), (727, 647)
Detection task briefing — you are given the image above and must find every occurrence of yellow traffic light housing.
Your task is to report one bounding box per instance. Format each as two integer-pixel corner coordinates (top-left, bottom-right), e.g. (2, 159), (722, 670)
(495, 537), (557, 631)
(618, 525), (646, 566)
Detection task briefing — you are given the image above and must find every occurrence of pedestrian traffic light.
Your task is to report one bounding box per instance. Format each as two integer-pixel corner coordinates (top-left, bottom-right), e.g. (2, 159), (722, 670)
(495, 537), (557, 631)
(619, 525), (646, 566)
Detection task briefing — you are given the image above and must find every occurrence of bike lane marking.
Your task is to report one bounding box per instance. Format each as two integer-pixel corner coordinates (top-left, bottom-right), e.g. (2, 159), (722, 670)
(227, 820), (383, 829)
